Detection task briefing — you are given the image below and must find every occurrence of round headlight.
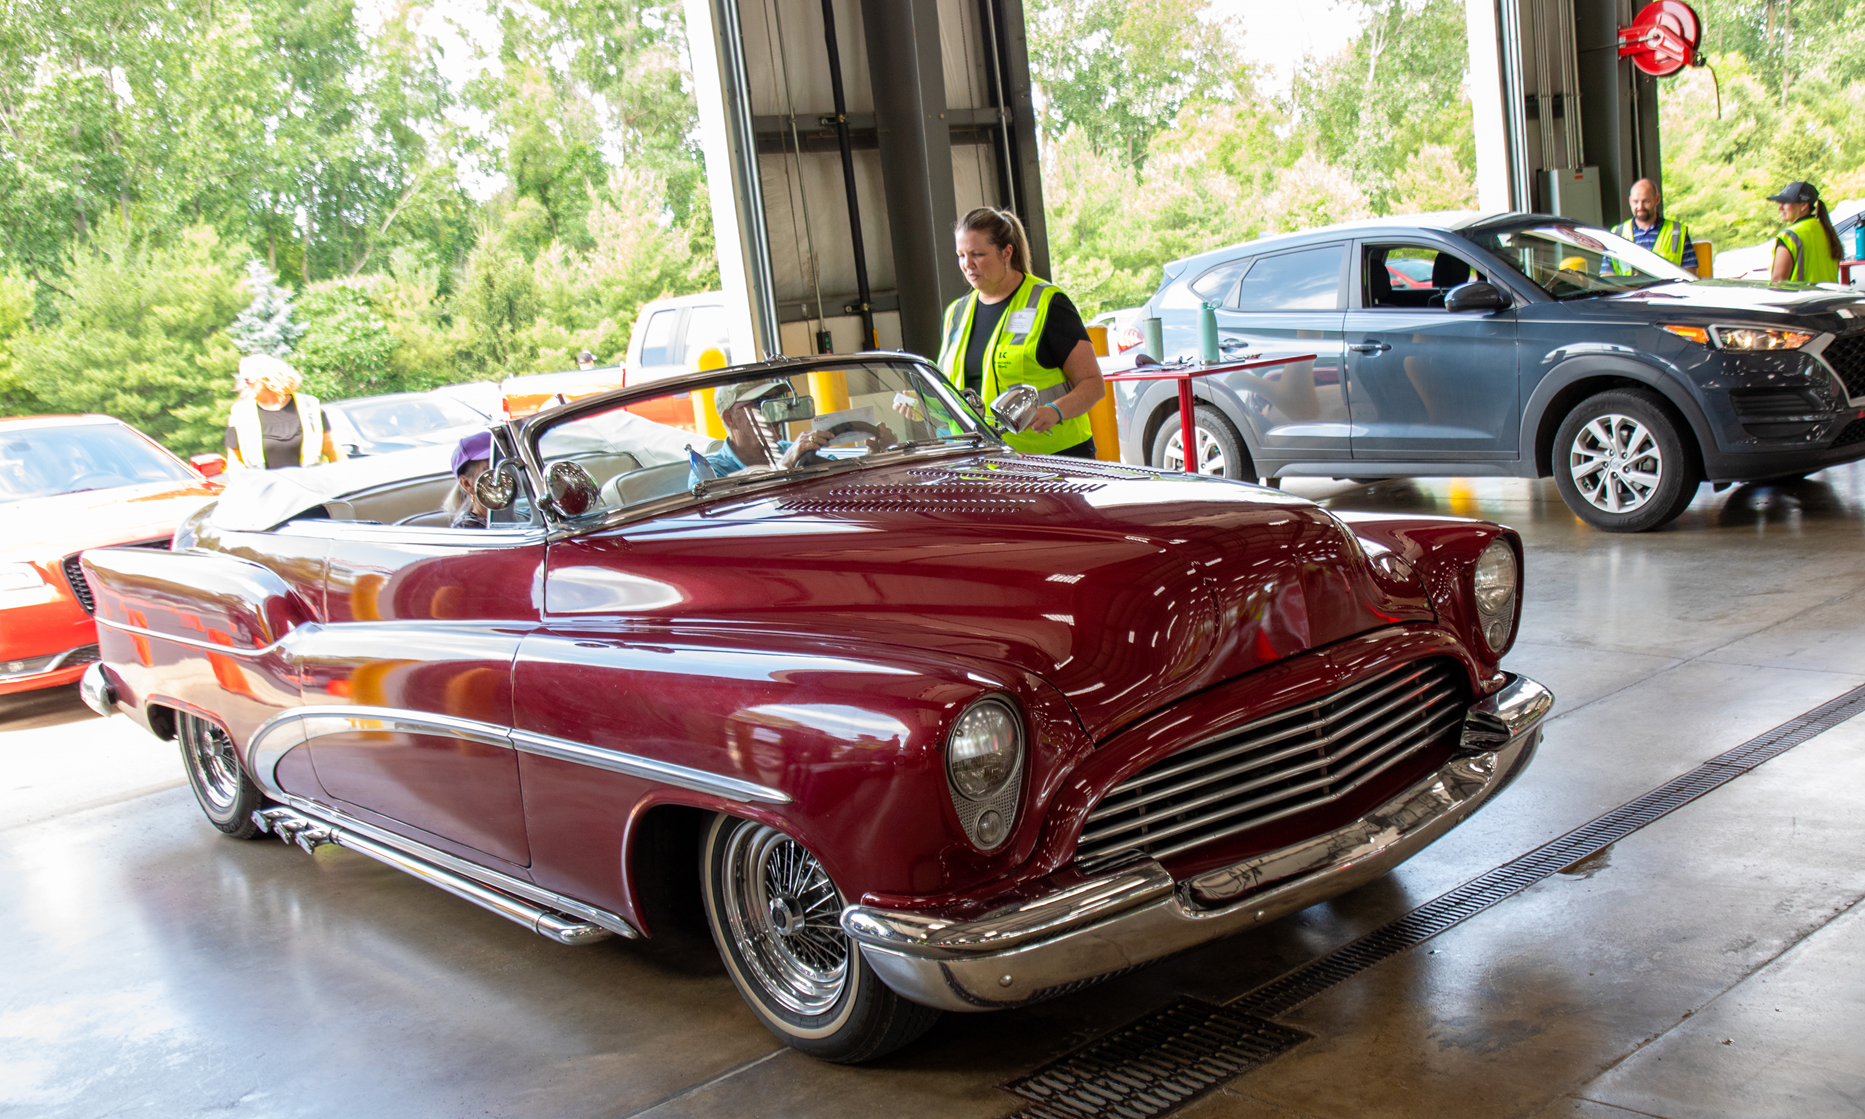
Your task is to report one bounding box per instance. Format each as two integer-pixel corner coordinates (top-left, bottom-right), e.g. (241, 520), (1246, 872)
(1473, 539), (1518, 651)
(947, 699), (1021, 800)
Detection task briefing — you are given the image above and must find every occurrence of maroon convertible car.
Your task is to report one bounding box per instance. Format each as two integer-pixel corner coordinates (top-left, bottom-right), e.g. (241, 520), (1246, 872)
(78, 354), (1550, 1062)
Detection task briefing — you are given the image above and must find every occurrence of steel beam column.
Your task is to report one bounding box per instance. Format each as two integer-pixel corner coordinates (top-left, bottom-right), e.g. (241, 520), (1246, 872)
(861, 0), (964, 359)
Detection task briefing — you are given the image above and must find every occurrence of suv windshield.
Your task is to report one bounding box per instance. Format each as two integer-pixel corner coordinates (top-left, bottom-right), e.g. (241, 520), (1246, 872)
(1469, 223), (1692, 299)
(531, 360), (993, 520)
(0, 422), (194, 501)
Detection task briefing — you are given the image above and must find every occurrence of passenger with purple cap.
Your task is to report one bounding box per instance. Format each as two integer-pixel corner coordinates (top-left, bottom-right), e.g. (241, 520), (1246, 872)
(446, 430), (494, 529)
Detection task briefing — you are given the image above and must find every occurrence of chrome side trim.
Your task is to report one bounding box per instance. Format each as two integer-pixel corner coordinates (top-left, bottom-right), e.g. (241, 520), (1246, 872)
(94, 615), (312, 658)
(292, 705), (514, 751)
(843, 672), (1550, 1013)
(1460, 673), (1554, 751)
(510, 728), (791, 805)
(79, 662), (118, 717)
(257, 798), (638, 941)
(245, 705), (789, 807)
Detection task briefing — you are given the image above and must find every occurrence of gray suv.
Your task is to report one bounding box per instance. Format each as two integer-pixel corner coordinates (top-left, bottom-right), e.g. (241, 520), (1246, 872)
(1112, 212), (1865, 531)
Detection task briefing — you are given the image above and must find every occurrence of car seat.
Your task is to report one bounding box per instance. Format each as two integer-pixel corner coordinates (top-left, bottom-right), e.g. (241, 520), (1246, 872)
(1428, 255), (1471, 307)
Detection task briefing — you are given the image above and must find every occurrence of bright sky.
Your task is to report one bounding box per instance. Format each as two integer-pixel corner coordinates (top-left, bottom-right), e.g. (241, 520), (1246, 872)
(1209, 0), (1367, 93)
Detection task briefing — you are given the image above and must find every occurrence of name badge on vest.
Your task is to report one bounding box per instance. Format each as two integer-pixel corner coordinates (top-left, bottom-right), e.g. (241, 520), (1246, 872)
(1007, 309), (1037, 334)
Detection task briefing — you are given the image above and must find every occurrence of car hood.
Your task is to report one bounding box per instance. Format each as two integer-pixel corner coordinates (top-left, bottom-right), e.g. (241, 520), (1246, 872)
(0, 480), (217, 562)
(549, 455), (1427, 740)
(1602, 279), (1863, 321)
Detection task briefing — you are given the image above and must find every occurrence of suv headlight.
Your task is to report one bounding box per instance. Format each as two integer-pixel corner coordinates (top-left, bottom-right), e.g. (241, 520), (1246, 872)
(1472, 540), (1519, 653)
(946, 697), (1024, 850)
(1712, 326), (1814, 351)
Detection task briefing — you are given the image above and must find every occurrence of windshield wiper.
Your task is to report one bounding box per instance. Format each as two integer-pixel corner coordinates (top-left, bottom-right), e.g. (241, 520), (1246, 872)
(890, 431), (990, 453)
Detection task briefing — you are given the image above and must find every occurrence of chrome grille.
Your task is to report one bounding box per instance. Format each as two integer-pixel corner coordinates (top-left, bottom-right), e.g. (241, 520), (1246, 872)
(61, 555), (94, 613)
(1076, 659), (1468, 870)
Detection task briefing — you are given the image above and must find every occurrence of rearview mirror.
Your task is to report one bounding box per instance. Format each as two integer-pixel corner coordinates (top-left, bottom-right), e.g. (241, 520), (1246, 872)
(1444, 281), (1512, 313)
(759, 395), (817, 425)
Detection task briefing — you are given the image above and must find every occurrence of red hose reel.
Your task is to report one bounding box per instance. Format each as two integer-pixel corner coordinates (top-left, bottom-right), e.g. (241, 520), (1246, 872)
(1617, 0), (1703, 77)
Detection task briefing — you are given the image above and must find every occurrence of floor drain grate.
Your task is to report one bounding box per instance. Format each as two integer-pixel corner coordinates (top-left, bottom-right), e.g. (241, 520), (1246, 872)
(1003, 999), (1310, 1119)
(1231, 681), (1865, 1018)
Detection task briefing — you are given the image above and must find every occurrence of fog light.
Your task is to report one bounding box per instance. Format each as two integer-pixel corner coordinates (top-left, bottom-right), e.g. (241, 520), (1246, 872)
(976, 810), (1006, 846)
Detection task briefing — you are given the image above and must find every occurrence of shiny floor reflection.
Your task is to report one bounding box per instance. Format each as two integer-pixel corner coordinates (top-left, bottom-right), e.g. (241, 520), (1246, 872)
(7, 465), (1865, 1118)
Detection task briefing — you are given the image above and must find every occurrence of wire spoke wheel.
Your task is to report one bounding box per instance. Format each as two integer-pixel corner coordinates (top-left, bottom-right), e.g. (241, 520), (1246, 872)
(1569, 412), (1662, 513)
(718, 822), (850, 1017)
(182, 715), (243, 812)
(176, 711), (266, 837)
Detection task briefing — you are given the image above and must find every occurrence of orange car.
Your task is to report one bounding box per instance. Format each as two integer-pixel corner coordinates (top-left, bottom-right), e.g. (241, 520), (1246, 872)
(0, 415), (220, 694)
(500, 368), (629, 419)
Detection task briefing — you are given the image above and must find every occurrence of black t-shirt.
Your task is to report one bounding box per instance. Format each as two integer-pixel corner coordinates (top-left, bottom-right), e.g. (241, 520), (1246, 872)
(961, 290), (1091, 396)
(225, 396), (330, 469)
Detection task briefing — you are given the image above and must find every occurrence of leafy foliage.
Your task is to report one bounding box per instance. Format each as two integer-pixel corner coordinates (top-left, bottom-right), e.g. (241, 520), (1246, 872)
(9, 220), (243, 454)
(230, 262), (304, 358)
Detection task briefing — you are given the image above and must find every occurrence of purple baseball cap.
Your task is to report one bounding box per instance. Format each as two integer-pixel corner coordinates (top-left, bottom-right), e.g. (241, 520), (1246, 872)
(451, 430), (492, 476)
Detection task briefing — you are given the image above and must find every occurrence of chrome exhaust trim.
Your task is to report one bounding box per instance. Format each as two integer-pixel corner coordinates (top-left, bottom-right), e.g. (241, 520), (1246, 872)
(251, 807), (617, 946)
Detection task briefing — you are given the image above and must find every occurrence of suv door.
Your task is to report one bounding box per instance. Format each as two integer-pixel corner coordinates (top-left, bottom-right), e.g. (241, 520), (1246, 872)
(1210, 242), (1351, 461)
(1344, 241), (1519, 461)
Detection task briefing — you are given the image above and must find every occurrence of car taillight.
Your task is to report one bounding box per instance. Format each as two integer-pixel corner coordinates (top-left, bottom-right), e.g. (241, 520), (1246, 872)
(1116, 328), (1144, 352)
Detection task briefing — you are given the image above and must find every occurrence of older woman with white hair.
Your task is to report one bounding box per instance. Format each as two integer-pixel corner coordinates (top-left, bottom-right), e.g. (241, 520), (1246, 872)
(224, 354), (342, 470)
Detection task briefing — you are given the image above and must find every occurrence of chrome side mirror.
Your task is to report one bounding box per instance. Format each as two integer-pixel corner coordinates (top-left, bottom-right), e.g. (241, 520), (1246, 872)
(545, 461), (598, 517)
(989, 384), (1041, 432)
(474, 462), (518, 510)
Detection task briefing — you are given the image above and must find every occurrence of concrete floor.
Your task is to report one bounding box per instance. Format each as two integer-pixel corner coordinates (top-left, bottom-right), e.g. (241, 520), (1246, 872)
(5, 469), (1865, 1119)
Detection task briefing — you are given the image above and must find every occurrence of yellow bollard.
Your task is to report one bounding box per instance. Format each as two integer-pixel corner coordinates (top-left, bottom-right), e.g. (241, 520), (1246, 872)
(1694, 240), (1713, 277)
(691, 347), (730, 438)
(1084, 325), (1120, 461)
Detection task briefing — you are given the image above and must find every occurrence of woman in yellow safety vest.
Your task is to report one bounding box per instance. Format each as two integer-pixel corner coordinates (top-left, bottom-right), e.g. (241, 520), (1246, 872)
(938, 207), (1105, 457)
(1767, 181), (1842, 284)
(224, 354), (342, 470)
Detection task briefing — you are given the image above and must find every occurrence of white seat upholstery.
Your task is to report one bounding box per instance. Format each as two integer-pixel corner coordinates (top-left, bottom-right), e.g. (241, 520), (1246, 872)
(599, 460), (693, 509)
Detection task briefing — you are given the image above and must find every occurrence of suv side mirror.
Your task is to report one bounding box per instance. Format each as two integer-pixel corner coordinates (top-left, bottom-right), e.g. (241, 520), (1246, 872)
(1444, 281), (1512, 313)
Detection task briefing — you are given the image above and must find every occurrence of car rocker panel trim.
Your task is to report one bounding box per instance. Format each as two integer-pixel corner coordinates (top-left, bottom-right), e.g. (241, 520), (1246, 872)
(841, 673), (1550, 1012)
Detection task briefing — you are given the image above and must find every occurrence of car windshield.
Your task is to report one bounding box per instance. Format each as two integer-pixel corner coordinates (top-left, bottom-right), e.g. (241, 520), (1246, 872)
(531, 360), (993, 520)
(0, 422), (195, 501)
(1469, 223), (1693, 299)
(336, 395), (486, 440)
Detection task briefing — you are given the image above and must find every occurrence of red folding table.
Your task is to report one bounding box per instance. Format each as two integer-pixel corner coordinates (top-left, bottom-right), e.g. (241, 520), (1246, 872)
(1103, 352), (1318, 472)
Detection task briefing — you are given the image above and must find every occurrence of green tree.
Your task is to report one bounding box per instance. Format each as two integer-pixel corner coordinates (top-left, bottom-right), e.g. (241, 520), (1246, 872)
(293, 282), (402, 400)
(1026, 0), (1244, 168)
(10, 220), (242, 453)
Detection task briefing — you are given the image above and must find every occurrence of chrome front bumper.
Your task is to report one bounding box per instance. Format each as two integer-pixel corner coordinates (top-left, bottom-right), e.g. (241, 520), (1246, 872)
(842, 672), (1552, 1013)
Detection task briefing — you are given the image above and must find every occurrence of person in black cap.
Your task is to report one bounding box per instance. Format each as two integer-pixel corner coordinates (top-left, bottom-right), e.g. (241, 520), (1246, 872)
(445, 430), (493, 528)
(577, 350), (597, 370)
(1768, 181), (1842, 284)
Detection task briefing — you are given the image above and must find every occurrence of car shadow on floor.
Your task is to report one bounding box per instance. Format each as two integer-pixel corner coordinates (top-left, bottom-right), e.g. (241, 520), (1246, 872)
(0, 684), (100, 732)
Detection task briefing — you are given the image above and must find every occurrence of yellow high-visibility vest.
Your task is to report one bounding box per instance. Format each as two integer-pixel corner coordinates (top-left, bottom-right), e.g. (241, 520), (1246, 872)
(1610, 218), (1691, 273)
(228, 394), (326, 469)
(1776, 216), (1839, 284)
(937, 274), (1093, 455)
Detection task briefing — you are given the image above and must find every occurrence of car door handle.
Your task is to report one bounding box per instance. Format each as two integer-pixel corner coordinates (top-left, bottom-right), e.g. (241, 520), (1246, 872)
(1219, 337), (1247, 351)
(1349, 342), (1392, 354)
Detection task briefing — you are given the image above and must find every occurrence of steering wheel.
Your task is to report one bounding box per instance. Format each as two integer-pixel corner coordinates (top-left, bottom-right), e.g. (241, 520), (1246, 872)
(821, 420), (883, 446)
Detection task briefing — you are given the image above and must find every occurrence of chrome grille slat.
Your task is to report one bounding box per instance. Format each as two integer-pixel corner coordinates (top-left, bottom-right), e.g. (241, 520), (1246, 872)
(1081, 701), (1463, 855)
(1144, 711), (1463, 861)
(1121, 662), (1438, 791)
(1083, 679), (1459, 834)
(1077, 658), (1468, 868)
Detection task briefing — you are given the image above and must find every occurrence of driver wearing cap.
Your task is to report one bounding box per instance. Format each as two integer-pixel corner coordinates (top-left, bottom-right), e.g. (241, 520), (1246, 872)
(446, 430), (494, 528)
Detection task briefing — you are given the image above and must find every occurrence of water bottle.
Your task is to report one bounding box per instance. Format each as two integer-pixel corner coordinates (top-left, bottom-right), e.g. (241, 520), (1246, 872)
(1199, 302), (1220, 363)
